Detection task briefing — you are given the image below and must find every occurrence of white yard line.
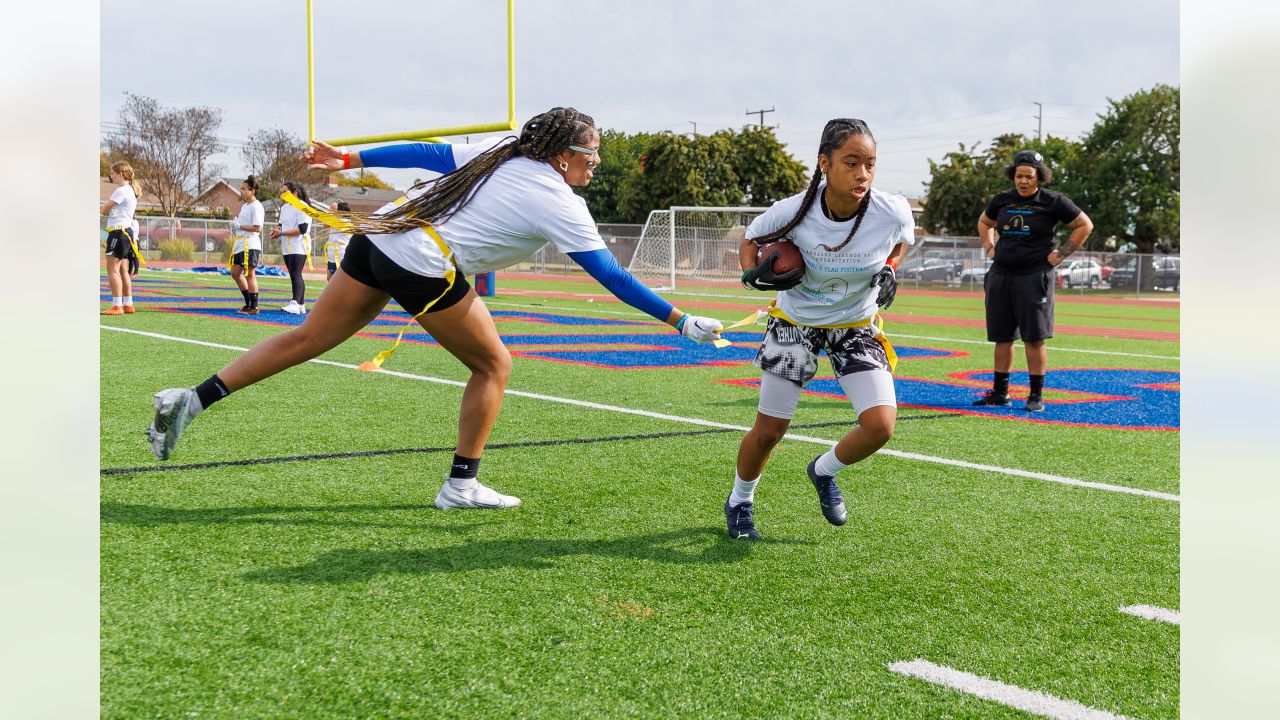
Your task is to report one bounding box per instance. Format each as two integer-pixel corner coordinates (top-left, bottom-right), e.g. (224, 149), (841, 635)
(888, 659), (1133, 720)
(482, 299), (1180, 360)
(101, 325), (1179, 502)
(1118, 604), (1180, 624)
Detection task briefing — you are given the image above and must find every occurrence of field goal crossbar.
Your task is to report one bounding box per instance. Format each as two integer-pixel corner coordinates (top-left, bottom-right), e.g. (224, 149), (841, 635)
(627, 206), (769, 290)
(305, 0), (517, 146)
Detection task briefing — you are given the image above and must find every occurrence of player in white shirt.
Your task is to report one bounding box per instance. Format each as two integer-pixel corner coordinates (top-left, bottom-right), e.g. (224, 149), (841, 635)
(323, 201), (352, 281)
(101, 161), (141, 315)
(147, 107), (723, 511)
(270, 181), (314, 314)
(725, 118), (915, 541)
(229, 176), (265, 314)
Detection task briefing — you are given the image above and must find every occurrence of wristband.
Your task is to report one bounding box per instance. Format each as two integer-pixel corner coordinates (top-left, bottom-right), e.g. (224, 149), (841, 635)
(675, 315), (688, 333)
(885, 256), (900, 271)
(342, 151), (352, 170)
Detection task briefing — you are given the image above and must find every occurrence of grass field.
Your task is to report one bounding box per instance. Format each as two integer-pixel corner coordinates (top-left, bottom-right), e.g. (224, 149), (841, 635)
(100, 268), (1179, 719)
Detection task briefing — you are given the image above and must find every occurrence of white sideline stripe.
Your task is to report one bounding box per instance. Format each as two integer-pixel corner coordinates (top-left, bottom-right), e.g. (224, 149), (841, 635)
(101, 326), (1179, 502)
(888, 659), (1133, 720)
(1119, 604), (1180, 624)
(482, 300), (1180, 360)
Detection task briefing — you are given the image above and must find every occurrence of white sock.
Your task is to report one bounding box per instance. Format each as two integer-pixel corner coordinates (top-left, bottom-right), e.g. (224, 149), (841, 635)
(112, 296), (122, 307)
(123, 296), (134, 306)
(447, 476), (478, 491)
(729, 473), (759, 506)
(814, 448), (850, 478)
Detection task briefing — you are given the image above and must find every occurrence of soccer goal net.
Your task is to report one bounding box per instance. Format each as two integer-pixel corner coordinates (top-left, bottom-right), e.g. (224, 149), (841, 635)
(626, 206), (769, 289)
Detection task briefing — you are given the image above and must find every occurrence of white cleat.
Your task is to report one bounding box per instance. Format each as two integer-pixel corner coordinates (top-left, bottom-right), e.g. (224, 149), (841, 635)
(281, 301), (303, 314)
(434, 481), (521, 510)
(147, 388), (197, 460)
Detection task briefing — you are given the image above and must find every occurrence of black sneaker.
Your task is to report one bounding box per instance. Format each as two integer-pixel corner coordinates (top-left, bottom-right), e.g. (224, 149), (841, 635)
(1025, 396), (1045, 412)
(724, 497), (761, 541)
(972, 390), (1012, 406)
(236, 305), (251, 314)
(806, 459), (848, 526)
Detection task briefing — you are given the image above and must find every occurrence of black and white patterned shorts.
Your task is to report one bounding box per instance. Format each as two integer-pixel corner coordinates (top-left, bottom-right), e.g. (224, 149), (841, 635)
(753, 316), (890, 387)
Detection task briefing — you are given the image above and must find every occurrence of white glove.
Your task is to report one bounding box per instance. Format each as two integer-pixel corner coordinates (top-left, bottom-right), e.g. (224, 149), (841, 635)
(679, 314), (723, 344)
(230, 219), (241, 234)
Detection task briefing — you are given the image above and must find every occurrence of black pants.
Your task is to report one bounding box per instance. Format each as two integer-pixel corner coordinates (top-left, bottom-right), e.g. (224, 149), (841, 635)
(283, 254), (307, 304)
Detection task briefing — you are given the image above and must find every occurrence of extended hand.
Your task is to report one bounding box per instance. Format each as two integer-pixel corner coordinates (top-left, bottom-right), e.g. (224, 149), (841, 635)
(741, 250), (803, 291)
(870, 265), (898, 308)
(299, 140), (346, 171)
(679, 315), (724, 344)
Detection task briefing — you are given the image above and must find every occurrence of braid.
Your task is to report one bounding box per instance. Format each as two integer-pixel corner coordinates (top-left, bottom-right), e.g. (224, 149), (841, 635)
(749, 118), (877, 248)
(334, 107), (596, 235)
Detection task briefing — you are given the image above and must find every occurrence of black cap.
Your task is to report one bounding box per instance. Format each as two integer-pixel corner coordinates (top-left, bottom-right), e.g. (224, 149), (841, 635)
(1013, 150), (1045, 167)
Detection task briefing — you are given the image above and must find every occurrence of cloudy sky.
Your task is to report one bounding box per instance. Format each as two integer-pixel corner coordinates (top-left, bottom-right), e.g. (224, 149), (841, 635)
(100, 0), (1178, 198)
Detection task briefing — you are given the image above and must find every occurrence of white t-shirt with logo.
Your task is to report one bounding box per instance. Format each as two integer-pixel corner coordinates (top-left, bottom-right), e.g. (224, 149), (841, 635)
(367, 139), (607, 277)
(746, 186), (916, 326)
(232, 199), (265, 253)
(324, 226), (352, 263)
(106, 184), (137, 229)
(278, 203), (310, 256)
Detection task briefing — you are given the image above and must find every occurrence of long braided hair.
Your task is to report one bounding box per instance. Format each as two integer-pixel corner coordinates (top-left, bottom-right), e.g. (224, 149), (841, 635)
(750, 118), (876, 252)
(334, 107), (596, 235)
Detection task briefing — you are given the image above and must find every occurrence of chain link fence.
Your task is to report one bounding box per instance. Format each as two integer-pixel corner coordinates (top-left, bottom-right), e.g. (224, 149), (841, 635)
(99, 215), (336, 268)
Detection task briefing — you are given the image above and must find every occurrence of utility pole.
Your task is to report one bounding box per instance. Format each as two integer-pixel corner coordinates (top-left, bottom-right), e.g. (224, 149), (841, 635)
(1034, 101), (1043, 141)
(688, 121), (697, 136)
(745, 106), (775, 128)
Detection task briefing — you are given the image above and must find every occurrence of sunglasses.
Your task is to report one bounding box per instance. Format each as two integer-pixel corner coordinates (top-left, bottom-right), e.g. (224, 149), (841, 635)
(568, 145), (601, 168)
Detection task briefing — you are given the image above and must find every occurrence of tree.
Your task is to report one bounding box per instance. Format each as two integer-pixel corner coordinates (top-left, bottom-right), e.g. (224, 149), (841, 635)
(619, 131), (744, 221)
(240, 127), (329, 199)
(103, 93), (225, 216)
(336, 170), (394, 190)
(574, 129), (657, 223)
(728, 126), (808, 206)
(1070, 84), (1180, 259)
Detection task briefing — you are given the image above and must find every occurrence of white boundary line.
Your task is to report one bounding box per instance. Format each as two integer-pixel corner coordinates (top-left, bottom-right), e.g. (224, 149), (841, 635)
(481, 300), (1180, 360)
(888, 659), (1133, 720)
(101, 325), (1179, 502)
(1118, 604), (1180, 624)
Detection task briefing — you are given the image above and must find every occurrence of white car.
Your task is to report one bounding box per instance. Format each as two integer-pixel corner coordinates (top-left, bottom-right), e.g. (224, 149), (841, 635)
(957, 260), (994, 284)
(1056, 258), (1103, 288)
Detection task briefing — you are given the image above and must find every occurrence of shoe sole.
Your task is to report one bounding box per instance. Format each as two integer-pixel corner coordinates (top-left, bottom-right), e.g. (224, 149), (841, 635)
(434, 490), (519, 510)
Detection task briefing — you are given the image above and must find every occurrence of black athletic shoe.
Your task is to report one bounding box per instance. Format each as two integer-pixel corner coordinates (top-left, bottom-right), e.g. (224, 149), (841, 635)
(972, 390), (1012, 406)
(806, 459), (848, 526)
(724, 497), (761, 541)
(1025, 396), (1045, 412)
(236, 305), (251, 314)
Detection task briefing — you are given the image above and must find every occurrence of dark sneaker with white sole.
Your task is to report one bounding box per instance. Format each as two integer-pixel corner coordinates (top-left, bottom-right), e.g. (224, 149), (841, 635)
(972, 391), (1012, 406)
(807, 459), (848, 526)
(1025, 396), (1045, 412)
(724, 497), (761, 541)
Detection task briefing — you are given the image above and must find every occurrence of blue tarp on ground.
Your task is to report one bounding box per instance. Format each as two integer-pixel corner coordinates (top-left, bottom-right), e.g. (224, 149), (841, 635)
(151, 265), (287, 277)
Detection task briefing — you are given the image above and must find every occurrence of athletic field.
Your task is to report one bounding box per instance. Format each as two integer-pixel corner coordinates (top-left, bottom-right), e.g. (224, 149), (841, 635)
(100, 268), (1179, 719)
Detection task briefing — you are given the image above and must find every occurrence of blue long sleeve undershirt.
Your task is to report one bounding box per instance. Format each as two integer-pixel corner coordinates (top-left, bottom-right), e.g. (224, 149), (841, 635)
(358, 143), (457, 174)
(568, 249), (674, 323)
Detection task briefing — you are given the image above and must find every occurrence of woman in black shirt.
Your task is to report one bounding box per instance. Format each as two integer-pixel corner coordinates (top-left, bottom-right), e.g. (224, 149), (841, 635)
(973, 150), (1093, 412)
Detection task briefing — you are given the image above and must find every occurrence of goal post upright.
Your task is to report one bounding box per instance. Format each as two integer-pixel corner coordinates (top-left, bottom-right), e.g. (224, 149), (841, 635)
(306, 0), (518, 147)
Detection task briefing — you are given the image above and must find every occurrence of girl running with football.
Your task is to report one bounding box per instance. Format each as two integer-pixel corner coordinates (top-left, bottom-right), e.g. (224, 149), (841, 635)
(728, 118), (915, 541)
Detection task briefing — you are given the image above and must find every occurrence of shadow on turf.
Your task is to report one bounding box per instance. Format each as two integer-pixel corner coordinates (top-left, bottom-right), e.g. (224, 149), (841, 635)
(243, 527), (811, 584)
(100, 502), (489, 531)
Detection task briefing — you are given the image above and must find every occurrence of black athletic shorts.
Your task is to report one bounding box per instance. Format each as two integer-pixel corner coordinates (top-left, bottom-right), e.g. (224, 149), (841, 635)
(232, 249), (262, 268)
(983, 267), (1055, 342)
(105, 229), (135, 260)
(339, 234), (471, 315)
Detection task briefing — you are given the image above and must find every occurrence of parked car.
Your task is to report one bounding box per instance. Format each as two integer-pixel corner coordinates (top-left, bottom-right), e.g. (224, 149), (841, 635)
(1056, 258), (1104, 288)
(957, 260), (994, 284)
(900, 258), (963, 282)
(1109, 256), (1180, 291)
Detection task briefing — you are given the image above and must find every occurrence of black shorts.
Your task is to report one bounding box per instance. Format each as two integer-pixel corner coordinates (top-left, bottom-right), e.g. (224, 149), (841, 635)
(326, 261), (338, 275)
(232, 249), (262, 268)
(339, 234), (471, 315)
(983, 268), (1055, 342)
(105, 229), (135, 260)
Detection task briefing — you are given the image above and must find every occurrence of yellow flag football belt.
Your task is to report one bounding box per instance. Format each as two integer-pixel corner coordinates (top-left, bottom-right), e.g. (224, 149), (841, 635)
(107, 225), (147, 267)
(281, 191), (454, 371)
